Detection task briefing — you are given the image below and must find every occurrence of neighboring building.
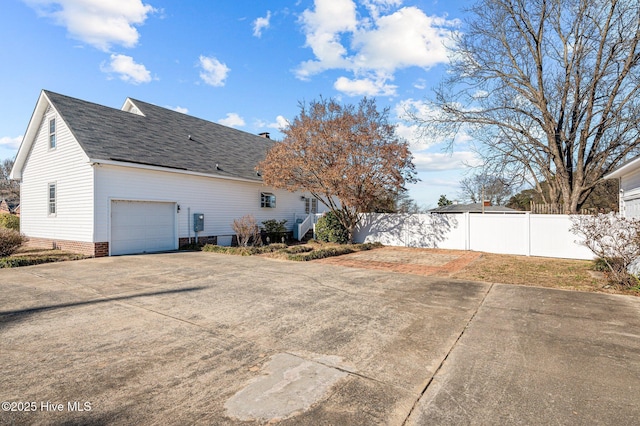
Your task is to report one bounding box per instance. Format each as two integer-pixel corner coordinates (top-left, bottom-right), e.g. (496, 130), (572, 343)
(605, 155), (640, 219)
(429, 202), (520, 214)
(0, 198), (10, 214)
(10, 90), (325, 256)
(0, 198), (19, 215)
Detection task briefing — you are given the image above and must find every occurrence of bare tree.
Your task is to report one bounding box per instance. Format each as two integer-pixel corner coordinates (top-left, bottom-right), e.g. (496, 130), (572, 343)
(0, 159), (20, 201)
(414, 0), (640, 213)
(258, 97), (417, 242)
(459, 173), (513, 205)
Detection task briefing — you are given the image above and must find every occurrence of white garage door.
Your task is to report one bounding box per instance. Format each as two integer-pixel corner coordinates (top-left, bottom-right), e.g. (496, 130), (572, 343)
(625, 198), (640, 220)
(111, 201), (176, 255)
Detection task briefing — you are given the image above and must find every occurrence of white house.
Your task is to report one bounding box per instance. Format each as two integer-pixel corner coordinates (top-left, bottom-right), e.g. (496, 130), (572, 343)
(10, 90), (325, 256)
(605, 154), (640, 219)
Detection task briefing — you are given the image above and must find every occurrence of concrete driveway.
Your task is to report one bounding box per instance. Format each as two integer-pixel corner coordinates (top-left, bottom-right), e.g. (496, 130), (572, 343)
(1, 252), (639, 425)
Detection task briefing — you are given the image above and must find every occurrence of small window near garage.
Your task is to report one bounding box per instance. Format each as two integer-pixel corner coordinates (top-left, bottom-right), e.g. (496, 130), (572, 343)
(261, 192), (276, 208)
(49, 118), (56, 149)
(48, 182), (56, 216)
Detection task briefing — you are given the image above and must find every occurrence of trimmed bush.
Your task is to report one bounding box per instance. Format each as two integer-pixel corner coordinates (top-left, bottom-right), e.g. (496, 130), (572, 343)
(0, 253), (86, 268)
(284, 245), (314, 254)
(261, 219), (288, 243)
(287, 246), (354, 261)
(315, 212), (349, 244)
(0, 228), (27, 257)
(201, 241), (382, 261)
(286, 242), (382, 261)
(0, 213), (19, 231)
(202, 244), (287, 256)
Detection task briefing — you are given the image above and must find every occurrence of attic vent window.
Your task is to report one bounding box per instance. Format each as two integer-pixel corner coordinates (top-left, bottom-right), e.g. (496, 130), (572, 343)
(49, 118), (56, 149)
(261, 192), (276, 208)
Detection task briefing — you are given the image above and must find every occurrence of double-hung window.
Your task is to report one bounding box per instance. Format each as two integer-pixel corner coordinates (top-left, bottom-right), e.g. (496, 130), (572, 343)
(49, 118), (56, 149)
(48, 183), (56, 216)
(261, 192), (276, 208)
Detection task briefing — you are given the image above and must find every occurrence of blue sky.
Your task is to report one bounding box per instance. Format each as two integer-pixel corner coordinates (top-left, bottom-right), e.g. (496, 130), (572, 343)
(0, 0), (477, 208)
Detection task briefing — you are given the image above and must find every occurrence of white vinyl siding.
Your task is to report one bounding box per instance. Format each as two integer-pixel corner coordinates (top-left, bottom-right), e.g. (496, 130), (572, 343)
(20, 109), (94, 242)
(622, 197), (640, 219)
(619, 168), (640, 218)
(94, 164), (327, 242)
(621, 168), (640, 193)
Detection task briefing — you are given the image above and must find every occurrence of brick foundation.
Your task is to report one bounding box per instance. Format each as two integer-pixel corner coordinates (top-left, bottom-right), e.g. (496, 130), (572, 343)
(178, 236), (217, 247)
(25, 237), (110, 257)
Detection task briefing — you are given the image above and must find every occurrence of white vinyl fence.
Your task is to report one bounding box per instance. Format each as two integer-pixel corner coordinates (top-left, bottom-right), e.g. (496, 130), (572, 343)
(354, 213), (594, 260)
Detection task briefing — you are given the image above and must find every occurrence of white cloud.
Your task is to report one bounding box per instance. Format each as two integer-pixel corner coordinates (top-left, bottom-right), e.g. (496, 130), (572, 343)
(253, 11), (271, 37)
(268, 115), (289, 130)
(412, 151), (481, 172)
(472, 90), (489, 99)
(0, 136), (23, 149)
(24, 0), (156, 51)
(198, 55), (230, 87)
(171, 106), (188, 114)
(395, 122), (424, 151)
(352, 7), (453, 72)
(256, 115), (289, 131)
(296, 0), (357, 80)
(413, 78), (427, 90)
(362, 0), (403, 20)
(218, 113), (245, 128)
(395, 98), (476, 154)
(296, 0), (458, 95)
(334, 75), (396, 96)
(101, 54), (152, 84)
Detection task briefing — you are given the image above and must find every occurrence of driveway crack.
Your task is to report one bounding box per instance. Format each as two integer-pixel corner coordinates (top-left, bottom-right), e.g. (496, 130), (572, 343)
(401, 282), (494, 425)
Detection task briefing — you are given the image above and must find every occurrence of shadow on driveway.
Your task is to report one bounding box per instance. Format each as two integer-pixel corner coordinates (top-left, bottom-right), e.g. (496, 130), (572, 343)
(0, 286), (207, 319)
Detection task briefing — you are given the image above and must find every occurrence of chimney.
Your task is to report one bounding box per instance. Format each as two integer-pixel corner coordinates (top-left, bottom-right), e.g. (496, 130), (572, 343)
(258, 132), (270, 139)
(483, 200), (491, 207)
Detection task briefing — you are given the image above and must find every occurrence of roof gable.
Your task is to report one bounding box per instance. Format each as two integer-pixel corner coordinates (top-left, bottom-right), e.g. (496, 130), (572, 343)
(11, 90), (52, 179)
(13, 90), (275, 182)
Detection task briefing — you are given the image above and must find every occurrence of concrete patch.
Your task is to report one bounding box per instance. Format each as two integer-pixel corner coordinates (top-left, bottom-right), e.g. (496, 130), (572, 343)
(224, 353), (348, 422)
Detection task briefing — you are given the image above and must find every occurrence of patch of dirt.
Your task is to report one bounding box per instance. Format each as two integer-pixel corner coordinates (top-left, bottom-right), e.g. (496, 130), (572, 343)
(315, 247), (481, 276)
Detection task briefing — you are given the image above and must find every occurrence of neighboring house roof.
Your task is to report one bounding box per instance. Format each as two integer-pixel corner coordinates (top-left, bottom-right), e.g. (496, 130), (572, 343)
(429, 203), (520, 213)
(12, 90), (275, 182)
(604, 154), (640, 180)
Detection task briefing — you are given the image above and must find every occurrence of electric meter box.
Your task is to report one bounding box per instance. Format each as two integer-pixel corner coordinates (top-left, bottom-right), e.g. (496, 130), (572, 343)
(193, 213), (204, 232)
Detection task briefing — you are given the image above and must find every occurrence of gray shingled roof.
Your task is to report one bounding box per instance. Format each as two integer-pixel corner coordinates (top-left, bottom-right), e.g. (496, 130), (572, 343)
(429, 203), (520, 213)
(45, 90), (274, 182)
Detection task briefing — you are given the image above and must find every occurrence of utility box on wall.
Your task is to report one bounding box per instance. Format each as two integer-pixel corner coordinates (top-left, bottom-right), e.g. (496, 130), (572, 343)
(193, 213), (204, 232)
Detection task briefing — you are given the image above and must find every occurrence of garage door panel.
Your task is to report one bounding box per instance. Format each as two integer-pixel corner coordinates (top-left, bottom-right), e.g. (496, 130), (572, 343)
(111, 201), (176, 255)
